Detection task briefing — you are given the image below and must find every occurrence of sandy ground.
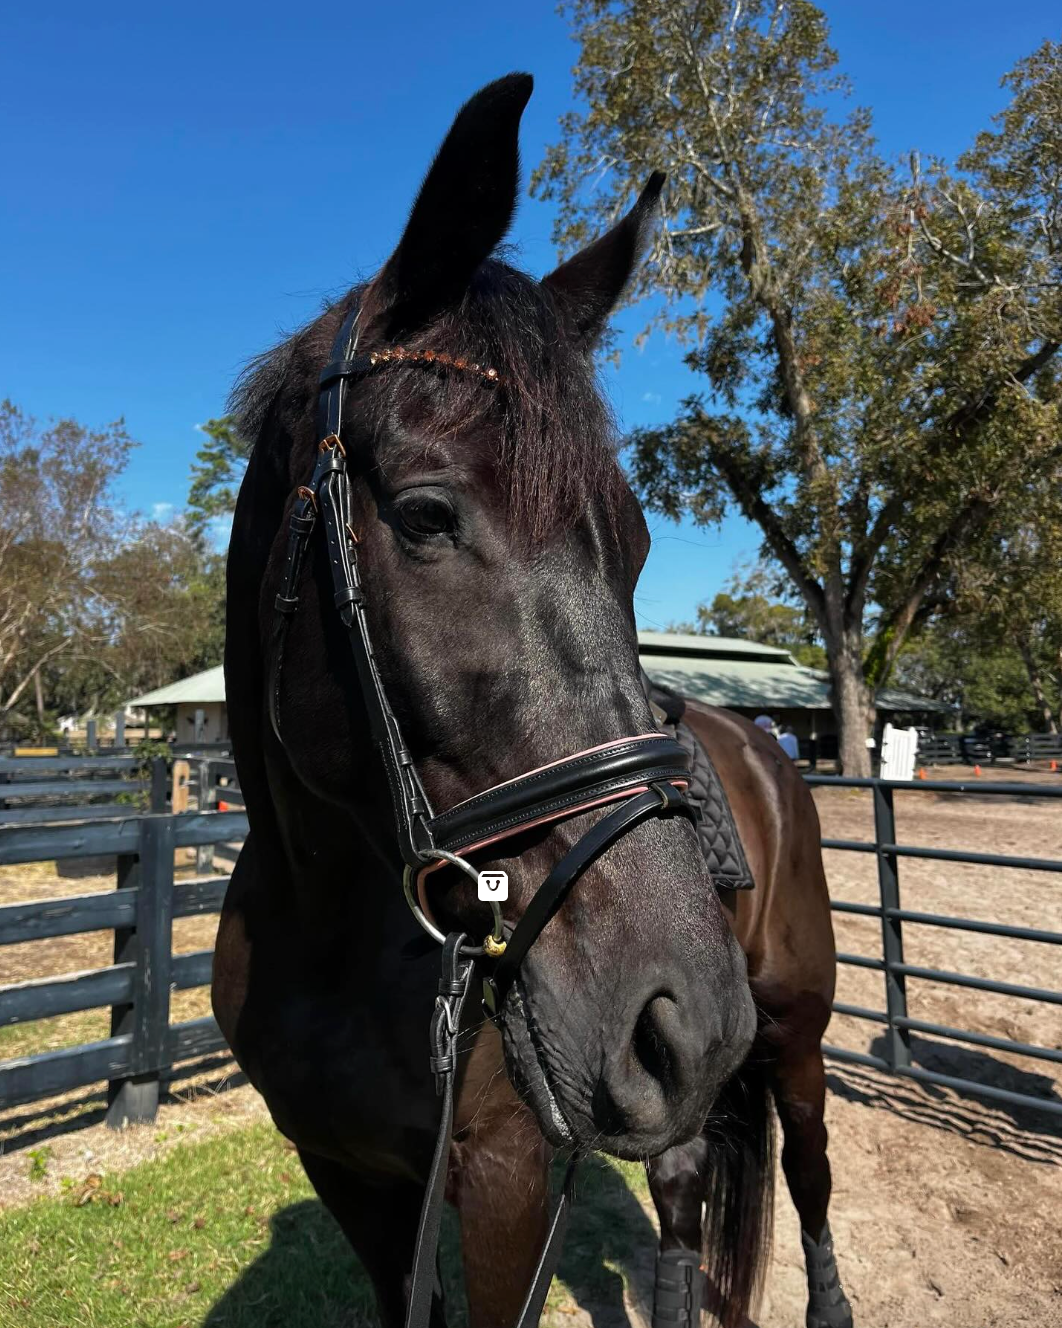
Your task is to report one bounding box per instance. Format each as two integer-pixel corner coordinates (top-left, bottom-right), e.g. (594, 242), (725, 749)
(597, 1056), (1062, 1328)
(3, 1061), (1057, 1328)
(1, 771), (1060, 1326)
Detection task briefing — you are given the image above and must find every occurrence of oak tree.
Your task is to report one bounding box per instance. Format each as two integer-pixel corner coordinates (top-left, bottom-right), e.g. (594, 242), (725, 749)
(534, 2), (1062, 772)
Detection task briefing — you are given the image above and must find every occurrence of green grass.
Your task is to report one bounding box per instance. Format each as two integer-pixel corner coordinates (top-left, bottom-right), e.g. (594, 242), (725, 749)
(0, 1123), (655, 1328)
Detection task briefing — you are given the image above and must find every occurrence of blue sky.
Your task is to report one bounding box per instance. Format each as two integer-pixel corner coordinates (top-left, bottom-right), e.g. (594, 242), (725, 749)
(2, 3), (1057, 628)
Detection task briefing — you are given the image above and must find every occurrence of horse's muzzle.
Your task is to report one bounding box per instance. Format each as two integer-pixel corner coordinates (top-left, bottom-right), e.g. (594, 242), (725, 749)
(497, 926), (755, 1159)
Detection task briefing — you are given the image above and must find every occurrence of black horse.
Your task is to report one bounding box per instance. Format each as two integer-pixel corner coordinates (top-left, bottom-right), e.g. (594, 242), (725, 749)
(215, 74), (851, 1328)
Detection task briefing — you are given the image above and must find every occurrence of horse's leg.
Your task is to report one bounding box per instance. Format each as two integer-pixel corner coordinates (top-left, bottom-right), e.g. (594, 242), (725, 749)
(648, 1050), (774, 1328)
(298, 1147), (444, 1328)
(452, 1110), (552, 1328)
(769, 1038), (853, 1328)
(646, 1138), (709, 1328)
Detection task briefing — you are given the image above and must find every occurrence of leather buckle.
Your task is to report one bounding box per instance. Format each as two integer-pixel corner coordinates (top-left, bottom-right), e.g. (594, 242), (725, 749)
(652, 781), (688, 815)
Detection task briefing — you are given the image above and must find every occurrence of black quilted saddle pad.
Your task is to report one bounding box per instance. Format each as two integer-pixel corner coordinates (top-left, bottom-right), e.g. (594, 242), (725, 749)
(642, 673), (755, 891)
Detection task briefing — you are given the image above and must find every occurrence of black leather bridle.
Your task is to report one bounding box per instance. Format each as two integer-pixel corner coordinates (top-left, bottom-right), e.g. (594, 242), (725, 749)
(267, 301), (696, 1328)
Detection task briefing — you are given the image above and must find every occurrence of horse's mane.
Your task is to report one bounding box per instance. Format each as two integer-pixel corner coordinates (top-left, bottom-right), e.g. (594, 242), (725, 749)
(230, 258), (628, 539)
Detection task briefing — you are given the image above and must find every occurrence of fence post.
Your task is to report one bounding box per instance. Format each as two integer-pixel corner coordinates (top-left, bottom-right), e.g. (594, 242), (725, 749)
(195, 758), (213, 874)
(86, 718), (97, 753)
(150, 756), (168, 813)
(106, 816), (176, 1128)
(115, 710), (126, 749)
(872, 782), (911, 1071)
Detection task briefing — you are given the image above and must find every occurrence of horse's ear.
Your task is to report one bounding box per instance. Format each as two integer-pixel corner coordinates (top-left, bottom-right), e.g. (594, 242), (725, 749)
(542, 172), (665, 344)
(365, 73), (533, 338)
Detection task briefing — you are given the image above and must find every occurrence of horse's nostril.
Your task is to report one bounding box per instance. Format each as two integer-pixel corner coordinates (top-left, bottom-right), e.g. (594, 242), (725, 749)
(590, 991), (683, 1141)
(632, 993), (678, 1093)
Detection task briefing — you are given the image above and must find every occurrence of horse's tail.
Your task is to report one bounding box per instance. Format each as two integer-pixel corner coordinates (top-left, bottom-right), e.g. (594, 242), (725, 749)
(702, 1054), (775, 1328)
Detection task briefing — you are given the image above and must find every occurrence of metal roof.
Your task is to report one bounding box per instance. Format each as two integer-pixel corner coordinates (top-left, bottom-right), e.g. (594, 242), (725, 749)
(127, 666), (226, 708)
(875, 684), (952, 714)
(127, 635), (950, 715)
(637, 631), (795, 663)
(642, 648), (950, 714)
(643, 654), (834, 710)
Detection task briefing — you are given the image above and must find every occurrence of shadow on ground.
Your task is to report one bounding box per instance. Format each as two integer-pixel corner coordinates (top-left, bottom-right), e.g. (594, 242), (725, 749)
(0, 1058), (246, 1153)
(200, 1157), (661, 1328)
(555, 1156), (659, 1328)
(827, 1034), (1062, 1165)
(202, 1198), (373, 1328)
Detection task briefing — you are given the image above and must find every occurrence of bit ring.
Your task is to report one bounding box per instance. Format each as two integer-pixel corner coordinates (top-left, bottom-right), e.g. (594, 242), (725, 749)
(402, 849), (505, 957)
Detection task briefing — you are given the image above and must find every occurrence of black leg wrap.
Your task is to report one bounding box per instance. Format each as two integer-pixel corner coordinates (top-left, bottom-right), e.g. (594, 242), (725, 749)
(652, 1248), (705, 1328)
(802, 1223), (853, 1328)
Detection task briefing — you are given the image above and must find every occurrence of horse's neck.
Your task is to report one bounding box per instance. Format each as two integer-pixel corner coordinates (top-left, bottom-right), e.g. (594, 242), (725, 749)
(267, 754), (410, 935)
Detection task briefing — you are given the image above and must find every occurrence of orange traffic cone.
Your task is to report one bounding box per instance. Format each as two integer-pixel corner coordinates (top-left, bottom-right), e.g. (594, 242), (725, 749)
(973, 764), (982, 776)
(1051, 760), (1058, 773)
(218, 800), (230, 813)
(918, 767), (927, 780)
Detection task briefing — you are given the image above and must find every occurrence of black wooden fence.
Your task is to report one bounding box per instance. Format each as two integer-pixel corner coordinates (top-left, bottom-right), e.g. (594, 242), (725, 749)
(0, 809), (247, 1126)
(1, 773), (1059, 1125)
(0, 754), (168, 827)
(915, 731), (1062, 766)
(808, 775), (1062, 1118)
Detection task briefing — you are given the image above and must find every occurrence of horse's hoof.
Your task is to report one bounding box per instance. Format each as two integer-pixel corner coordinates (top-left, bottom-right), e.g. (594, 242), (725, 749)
(802, 1224), (853, 1328)
(652, 1247), (705, 1328)
(806, 1307), (853, 1328)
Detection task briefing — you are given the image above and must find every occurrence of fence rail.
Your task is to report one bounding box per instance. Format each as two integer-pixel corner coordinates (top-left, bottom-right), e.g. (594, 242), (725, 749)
(0, 810), (248, 1125)
(0, 754), (171, 828)
(916, 731), (1062, 766)
(807, 774), (1062, 1118)
(2, 771), (1060, 1126)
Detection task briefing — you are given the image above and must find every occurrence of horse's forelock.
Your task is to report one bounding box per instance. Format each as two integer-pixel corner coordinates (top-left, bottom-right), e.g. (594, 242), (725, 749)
(229, 261), (628, 539)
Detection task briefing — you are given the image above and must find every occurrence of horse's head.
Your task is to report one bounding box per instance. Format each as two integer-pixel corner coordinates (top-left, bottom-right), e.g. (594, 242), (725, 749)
(232, 74), (754, 1159)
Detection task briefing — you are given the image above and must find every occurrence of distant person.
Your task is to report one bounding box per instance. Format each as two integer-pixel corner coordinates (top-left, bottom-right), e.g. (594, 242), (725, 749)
(776, 724), (800, 761)
(754, 714), (775, 734)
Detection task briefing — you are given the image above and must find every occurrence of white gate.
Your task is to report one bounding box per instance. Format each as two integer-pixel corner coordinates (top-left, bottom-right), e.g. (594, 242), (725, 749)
(880, 722), (919, 780)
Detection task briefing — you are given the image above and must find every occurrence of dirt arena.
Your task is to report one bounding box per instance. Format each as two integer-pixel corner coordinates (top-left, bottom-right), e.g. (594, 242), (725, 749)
(768, 773), (1062, 1328)
(1, 770), (1060, 1327)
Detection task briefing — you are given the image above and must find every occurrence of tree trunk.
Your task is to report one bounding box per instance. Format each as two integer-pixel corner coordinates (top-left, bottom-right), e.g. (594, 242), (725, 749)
(1018, 641), (1059, 734)
(828, 637), (876, 776)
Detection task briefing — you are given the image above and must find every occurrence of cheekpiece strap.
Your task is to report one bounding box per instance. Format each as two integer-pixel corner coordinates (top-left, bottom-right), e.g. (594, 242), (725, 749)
(268, 297), (437, 863)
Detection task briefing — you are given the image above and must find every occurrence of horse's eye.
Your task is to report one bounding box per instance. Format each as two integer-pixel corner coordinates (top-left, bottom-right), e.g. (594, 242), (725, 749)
(395, 494), (457, 538)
